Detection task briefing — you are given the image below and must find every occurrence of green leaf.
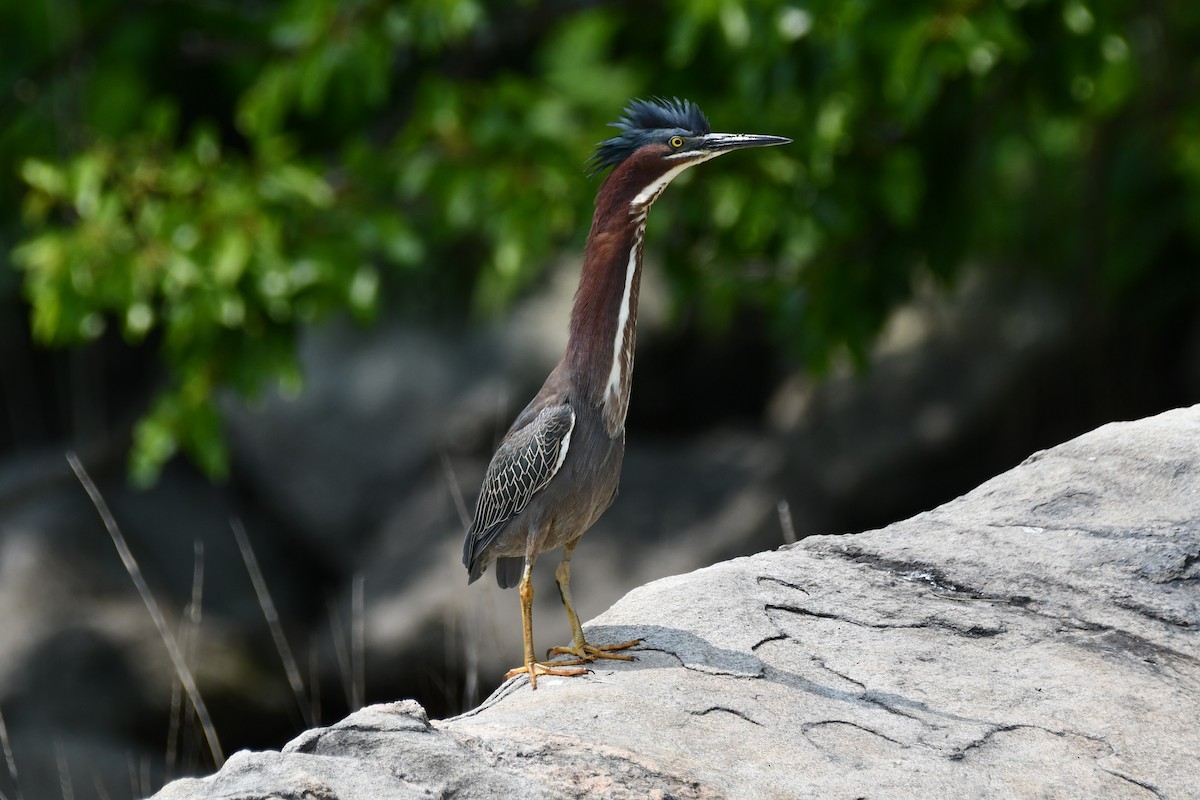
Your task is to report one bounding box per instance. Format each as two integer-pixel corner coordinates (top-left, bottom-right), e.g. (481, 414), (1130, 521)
(20, 159), (67, 197)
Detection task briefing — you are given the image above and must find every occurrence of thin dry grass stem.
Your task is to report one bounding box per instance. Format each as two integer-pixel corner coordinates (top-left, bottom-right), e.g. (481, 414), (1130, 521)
(165, 672), (183, 776)
(423, 650), (456, 709)
(462, 600), (480, 710)
(437, 447), (471, 530)
(230, 518), (313, 729)
(438, 445), (480, 708)
(777, 499), (797, 545)
(65, 452), (225, 768)
(308, 640), (321, 727)
(0, 705), (21, 800)
(185, 540), (205, 636)
(54, 741), (72, 800)
(139, 756), (151, 799)
(326, 596), (354, 709)
(351, 574), (365, 711)
(166, 539), (205, 779)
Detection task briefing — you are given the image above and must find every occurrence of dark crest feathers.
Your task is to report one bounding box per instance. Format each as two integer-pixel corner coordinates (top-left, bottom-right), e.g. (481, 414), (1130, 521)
(588, 97), (710, 175)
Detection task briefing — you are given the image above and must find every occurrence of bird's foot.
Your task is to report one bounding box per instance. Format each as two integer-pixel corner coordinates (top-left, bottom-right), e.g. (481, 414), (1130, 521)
(504, 660), (589, 690)
(546, 638), (642, 666)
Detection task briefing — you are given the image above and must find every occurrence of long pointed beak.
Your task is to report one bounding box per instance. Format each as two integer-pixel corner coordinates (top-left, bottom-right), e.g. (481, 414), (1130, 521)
(700, 132), (792, 152)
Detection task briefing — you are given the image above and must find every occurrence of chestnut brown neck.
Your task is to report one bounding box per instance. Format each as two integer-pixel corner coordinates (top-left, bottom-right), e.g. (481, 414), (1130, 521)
(565, 146), (677, 437)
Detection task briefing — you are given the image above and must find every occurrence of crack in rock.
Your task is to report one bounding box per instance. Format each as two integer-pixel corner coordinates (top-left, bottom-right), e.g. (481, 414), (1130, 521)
(949, 723), (1164, 798)
(645, 644), (771, 683)
(755, 575), (812, 594)
(766, 602), (1002, 639)
(931, 619), (1006, 638)
(632, 645), (686, 667)
(1098, 769), (1166, 800)
(470, 732), (719, 799)
(764, 602), (925, 631)
(691, 706), (762, 726)
(801, 719), (909, 749)
(951, 723), (1109, 763)
(810, 657), (866, 692)
(750, 633), (789, 652)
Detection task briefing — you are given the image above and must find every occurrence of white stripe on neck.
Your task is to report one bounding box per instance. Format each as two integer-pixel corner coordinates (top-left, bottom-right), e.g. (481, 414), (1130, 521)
(603, 154), (720, 420)
(604, 218), (646, 409)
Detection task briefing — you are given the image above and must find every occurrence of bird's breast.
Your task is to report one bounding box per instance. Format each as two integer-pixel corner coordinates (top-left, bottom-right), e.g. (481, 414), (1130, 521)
(538, 407), (625, 546)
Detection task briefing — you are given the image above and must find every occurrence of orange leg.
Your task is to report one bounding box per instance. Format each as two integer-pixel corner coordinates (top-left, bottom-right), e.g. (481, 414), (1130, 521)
(546, 543), (640, 665)
(503, 563), (588, 689)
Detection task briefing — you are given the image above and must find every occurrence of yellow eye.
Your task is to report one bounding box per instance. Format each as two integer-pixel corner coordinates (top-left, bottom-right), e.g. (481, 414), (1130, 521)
(670, 136), (684, 148)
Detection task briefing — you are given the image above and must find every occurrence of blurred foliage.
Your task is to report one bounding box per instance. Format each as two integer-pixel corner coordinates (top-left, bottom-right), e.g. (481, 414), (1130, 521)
(3, 0), (1199, 483)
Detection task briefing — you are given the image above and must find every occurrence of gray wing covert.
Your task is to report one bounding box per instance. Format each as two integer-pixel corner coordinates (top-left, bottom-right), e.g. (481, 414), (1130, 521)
(462, 403), (576, 576)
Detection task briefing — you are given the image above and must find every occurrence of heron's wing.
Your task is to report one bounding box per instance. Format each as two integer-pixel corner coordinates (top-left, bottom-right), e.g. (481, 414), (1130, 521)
(463, 403), (576, 572)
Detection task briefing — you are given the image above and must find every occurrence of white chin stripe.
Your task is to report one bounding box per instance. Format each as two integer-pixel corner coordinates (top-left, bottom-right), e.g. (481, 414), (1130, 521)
(628, 153), (716, 209)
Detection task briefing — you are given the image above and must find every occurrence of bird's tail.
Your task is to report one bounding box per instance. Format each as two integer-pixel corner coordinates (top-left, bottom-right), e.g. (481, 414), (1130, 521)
(494, 556), (523, 589)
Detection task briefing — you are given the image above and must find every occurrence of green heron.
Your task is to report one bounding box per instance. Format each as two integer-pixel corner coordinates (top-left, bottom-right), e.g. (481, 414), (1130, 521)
(463, 97), (790, 688)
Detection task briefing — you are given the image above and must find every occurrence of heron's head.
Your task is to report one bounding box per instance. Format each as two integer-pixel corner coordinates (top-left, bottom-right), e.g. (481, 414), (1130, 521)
(588, 98), (790, 207)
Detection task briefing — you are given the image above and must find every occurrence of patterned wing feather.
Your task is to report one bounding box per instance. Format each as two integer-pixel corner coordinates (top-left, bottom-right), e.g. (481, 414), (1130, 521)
(463, 404), (576, 573)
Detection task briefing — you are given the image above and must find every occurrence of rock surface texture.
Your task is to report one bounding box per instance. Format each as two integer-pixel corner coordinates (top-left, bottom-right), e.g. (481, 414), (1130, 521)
(154, 405), (1200, 800)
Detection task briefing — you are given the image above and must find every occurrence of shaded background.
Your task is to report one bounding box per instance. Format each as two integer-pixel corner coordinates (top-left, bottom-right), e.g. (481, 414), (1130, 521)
(1, 0), (1199, 797)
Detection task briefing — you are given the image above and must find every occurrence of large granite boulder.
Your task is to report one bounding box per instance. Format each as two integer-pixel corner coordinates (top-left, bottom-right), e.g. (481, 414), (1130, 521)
(153, 405), (1200, 799)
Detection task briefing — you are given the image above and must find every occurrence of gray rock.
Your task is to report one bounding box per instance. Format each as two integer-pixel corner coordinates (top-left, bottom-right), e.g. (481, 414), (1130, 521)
(152, 405), (1200, 799)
